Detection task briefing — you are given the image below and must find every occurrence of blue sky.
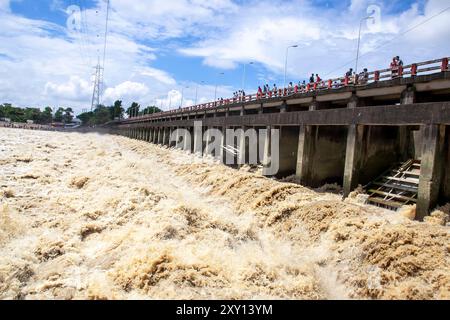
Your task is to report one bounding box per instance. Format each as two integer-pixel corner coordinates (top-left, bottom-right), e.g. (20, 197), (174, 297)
(0, 0), (449, 114)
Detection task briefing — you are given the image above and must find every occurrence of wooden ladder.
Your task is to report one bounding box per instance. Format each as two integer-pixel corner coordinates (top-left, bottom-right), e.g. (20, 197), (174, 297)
(366, 159), (420, 211)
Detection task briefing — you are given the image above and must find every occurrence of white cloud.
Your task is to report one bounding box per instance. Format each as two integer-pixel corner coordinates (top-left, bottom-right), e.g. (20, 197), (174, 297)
(140, 67), (176, 85)
(103, 81), (150, 105)
(179, 0), (450, 80)
(44, 76), (91, 101)
(0, 0), (9, 13)
(0, 0), (449, 115)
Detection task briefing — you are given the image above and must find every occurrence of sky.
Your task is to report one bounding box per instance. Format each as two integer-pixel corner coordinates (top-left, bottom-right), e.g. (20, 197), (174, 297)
(0, 0), (449, 115)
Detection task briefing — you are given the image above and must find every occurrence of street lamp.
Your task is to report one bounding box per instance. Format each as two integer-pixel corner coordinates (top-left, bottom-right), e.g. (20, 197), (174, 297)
(284, 45), (299, 90)
(180, 86), (189, 108)
(242, 62), (254, 93)
(214, 72), (225, 103)
(195, 81), (205, 106)
(355, 16), (374, 74)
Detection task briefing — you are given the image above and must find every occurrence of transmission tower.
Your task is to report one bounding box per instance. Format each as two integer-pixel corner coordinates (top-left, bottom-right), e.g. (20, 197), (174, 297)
(90, 58), (103, 111)
(90, 0), (110, 111)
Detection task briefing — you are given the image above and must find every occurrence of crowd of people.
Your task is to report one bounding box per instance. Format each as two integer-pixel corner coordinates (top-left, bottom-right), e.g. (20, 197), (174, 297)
(251, 56), (405, 100)
(205, 56), (407, 107)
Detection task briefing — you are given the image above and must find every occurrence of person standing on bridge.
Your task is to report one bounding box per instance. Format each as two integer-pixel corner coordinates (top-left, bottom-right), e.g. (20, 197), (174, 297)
(315, 74), (322, 84)
(359, 68), (369, 85)
(273, 84), (278, 97)
(257, 86), (263, 98)
(390, 57), (399, 78)
(309, 74), (315, 83)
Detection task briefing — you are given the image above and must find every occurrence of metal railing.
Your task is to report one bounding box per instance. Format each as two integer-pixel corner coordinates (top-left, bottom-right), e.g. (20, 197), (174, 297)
(128, 57), (449, 122)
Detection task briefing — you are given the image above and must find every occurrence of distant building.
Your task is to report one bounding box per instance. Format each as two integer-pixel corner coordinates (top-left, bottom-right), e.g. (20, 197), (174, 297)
(64, 118), (82, 128)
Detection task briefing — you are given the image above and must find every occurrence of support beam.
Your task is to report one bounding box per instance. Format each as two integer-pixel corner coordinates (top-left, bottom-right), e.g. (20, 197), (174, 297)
(343, 124), (365, 197)
(296, 125), (316, 185)
(343, 95), (366, 197)
(417, 124), (445, 220)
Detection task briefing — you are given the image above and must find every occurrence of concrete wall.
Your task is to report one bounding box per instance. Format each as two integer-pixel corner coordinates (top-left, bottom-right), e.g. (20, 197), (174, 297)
(357, 126), (404, 186)
(278, 126), (300, 177)
(309, 126), (347, 187)
(441, 126), (450, 200)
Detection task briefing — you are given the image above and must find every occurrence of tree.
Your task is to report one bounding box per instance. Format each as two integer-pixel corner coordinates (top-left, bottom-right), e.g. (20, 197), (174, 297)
(40, 107), (53, 124)
(93, 105), (112, 125)
(112, 100), (124, 120)
(126, 102), (140, 118)
(64, 108), (74, 123)
(141, 106), (162, 115)
(54, 107), (65, 123)
(77, 111), (95, 126)
(24, 108), (42, 123)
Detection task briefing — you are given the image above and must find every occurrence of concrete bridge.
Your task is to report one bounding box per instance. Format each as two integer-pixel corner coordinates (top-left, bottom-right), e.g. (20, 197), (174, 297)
(108, 58), (450, 220)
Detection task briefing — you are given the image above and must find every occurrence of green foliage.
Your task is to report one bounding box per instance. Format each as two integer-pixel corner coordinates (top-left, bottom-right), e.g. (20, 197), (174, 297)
(140, 106), (162, 116)
(76, 100), (128, 126)
(126, 102), (140, 118)
(64, 108), (74, 123)
(54, 107), (65, 123)
(0, 104), (77, 125)
(112, 100), (125, 120)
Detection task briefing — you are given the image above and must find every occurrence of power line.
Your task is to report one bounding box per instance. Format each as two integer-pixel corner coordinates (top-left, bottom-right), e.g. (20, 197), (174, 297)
(100, 0), (110, 105)
(324, 5), (450, 77)
(89, 0), (110, 110)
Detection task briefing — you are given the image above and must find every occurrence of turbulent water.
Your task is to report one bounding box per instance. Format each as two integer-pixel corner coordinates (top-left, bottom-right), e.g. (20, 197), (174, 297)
(0, 128), (449, 300)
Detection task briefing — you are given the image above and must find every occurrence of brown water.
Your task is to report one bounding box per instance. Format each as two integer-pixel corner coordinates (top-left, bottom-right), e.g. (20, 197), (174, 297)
(0, 128), (448, 300)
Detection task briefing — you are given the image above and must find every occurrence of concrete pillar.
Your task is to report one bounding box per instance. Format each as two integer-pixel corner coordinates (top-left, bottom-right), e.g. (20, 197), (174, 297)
(159, 128), (164, 144)
(278, 126), (299, 176)
(295, 100), (320, 184)
(148, 129), (153, 143)
(417, 125), (445, 220)
(163, 128), (170, 145)
(262, 126), (272, 176)
(238, 126), (247, 164)
(343, 125), (365, 197)
(399, 87), (416, 160)
(183, 127), (193, 151)
(219, 126), (227, 164)
(296, 125), (316, 185)
(205, 127), (213, 156)
(343, 95), (365, 197)
(193, 122), (203, 155)
(153, 128), (159, 144)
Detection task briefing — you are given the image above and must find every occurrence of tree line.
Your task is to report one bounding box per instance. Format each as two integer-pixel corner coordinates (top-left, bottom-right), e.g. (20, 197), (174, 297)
(76, 101), (162, 127)
(0, 101), (163, 127)
(0, 103), (74, 124)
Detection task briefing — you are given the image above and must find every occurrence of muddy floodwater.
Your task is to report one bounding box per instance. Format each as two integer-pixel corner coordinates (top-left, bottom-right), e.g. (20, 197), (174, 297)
(0, 128), (449, 300)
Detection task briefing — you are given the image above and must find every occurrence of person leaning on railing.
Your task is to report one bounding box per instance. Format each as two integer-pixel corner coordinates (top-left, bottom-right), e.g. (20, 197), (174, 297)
(390, 56), (399, 78)
(359, 68), (369, 85)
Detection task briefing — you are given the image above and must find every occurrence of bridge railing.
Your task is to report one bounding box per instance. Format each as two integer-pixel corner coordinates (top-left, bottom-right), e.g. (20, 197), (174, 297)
(130, 57), (449, 122)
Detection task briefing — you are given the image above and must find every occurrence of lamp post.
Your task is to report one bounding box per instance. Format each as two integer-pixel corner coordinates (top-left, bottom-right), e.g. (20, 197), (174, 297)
(356, 16), (374, 74)
(180, 86), (189, 108)
(195, 81), (205, 106)
(284, 45), (298, 90)
(242, 62), (254, 93)
(214, 72), (225, 103)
